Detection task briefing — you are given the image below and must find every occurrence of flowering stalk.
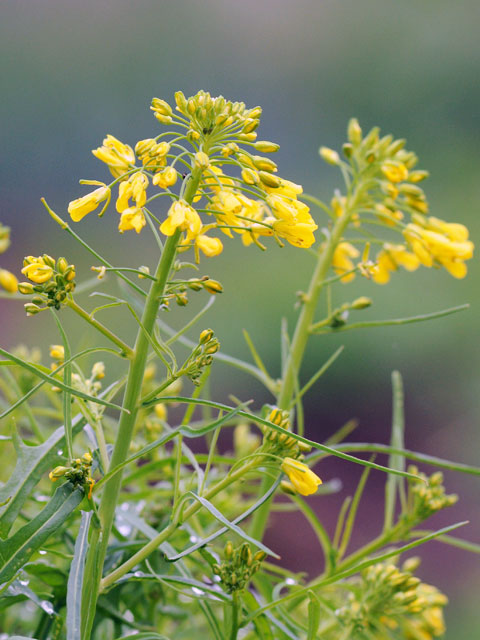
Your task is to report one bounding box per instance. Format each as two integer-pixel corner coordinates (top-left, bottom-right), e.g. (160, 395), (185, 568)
(81, 167), (203, 638)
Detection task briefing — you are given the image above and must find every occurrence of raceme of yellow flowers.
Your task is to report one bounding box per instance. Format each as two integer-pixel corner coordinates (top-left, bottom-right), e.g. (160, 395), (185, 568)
(67, 91), (318, 262)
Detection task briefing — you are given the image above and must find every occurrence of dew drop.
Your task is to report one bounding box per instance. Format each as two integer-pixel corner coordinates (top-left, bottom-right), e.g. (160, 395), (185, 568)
(57, 449), (63, 455)
(285, 577), (295, 586)
(189, 535), (198, 543)
(192, 587), (204, 596)
(39, 549), (47, 555)
(40, 600), (55, 615)
(19, 579), (29, 586)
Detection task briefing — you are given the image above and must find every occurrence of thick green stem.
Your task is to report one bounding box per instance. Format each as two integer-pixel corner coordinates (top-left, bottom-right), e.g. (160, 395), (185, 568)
(81, 169), (202, 639)
(250, 193), (361, 542)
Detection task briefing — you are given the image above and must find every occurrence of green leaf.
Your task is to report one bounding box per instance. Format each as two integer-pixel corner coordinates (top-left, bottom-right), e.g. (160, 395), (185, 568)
(384, 371), (406, 531)
(185, 492), (280, 559)
(0, 482), (83, 584)
(242, 590), (274, 640)
(24, 562), (67, 588)
(0, 345), (127, 412)
(0, 416), (85, 538)
(152, 397), (424, 482)
(307, 591), (321, 640)
(67, 511), (92, 640)
(310, 303), (469, 334)
(166, 479), (281, 562)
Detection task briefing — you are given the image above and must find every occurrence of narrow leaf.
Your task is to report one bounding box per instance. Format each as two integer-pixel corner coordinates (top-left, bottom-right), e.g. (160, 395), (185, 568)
(67, 511), (92, 640)
(185, 492), (280, 558)
(0, 416), (85, 538)
(307, 591), (321, 640)
(0, 482), (83, 583)
(384, 371), (405, 531)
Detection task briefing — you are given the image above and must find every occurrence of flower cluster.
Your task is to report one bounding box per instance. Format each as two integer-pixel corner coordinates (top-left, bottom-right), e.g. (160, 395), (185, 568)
(49, 452), (95, 499)
(336, 558), (447, 640)
(402, 467), (458, 525)
(67, 91), (318, 260)
(0, 223), (18, 294)
(18, 255), (76, 314)
(212, 541), (266, 593)
(324, 120), (473, 284)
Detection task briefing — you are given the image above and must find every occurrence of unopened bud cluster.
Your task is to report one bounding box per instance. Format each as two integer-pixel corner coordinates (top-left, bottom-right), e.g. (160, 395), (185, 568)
(261, 407), (311, 458)
(402, 467), (458, 525)
(163, 273), (223, 307)
(336, 559), (447, 638)
(19, 255), (75, 314)
(213, 541), (266, 593)
(49, 452), (95, 498)
(182, 329), (220, 385)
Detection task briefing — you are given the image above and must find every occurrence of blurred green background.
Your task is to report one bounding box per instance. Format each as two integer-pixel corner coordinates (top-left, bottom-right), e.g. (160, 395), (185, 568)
(0, 1), (478, 636)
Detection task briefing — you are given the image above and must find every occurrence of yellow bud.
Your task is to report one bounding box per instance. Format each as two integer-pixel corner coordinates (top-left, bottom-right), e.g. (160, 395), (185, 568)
(241, 168), (259, 185)
(151, 98), (173, 117)
(194, 151), (210, 170)
(199, 328), (214, 344)
(17, 281), (34, 295)
(347, 118), (362, 145)
(135, 138), (156, 157)
(252, 156), (278, 172)
(258, 171), (281, 188)
(138, 265), (150, 279)
(351, 296), (372, 310)
(254, 141), (280, 153)
(242, 118), (259, 134)
(49, 466), (69, 481)
(408, 170), (429, 183)
(154, 403), (167, 420)
(49, 345), (65, 361)
(82, 452), (93, 464)
(154, 112), (173, 125)
(238, 132), (257, 142)
(0, 269), (18, 293)
(203, 279), (223, 294)
(319, 146), (340, 165)
(91, 362), (105, 380)
(174, 91), (188, 114)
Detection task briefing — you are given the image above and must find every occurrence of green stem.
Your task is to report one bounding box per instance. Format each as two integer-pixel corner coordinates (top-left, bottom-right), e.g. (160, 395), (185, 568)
(250, 194), (360, 541)
(67, 299), (134, 358)
(81, 168), (202, 639)
(99, 456), (260, 592)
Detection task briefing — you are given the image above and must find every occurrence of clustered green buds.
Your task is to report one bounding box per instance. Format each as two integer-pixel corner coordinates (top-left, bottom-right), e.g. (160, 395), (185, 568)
(336, 559), (447, 638)
(19, 255), (76, 314)
(163, 272), (223, 307)
(402, 467), (458, 525)
(261, 406), (311, 458)
(213, 541), (266, 593)
(49, 452), (95, 498)
(182, 329), (220, 385)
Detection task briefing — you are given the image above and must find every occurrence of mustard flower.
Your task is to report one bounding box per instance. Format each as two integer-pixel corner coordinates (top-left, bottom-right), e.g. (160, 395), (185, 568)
(0, 268), (18, 293)
(92, 134), (135, 179)
(160, 200), (202, 237)
(152, 166), (178, 189)
(371, 244), (420, 284)
(118, 207), (146, 234)
(281, 457), (322, 496)
(332, 242), (360, 282)
(21, 260), (54, 284)
(68, 185), (110, 222)
(195, 234), (223, 258)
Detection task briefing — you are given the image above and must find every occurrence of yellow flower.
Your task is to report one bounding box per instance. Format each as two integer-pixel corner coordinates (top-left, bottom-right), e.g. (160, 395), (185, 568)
(49, 345), (65, 361)
(280, 457), (322, 496)
(118, 207), (146, 234)
(332, 242), (360, 282)
(404, 220), (474, 278)
(116, 173), (148, 213)
(21, 261), (54, 284)
(160, 200), (202, 237)
(92, 134), (135, 179)
(272, 217), (317, 248)
(371, 244), (420, 284)
(68, 185), (110, 222)
(152, 166), (178, 189)
(0, 268), (18, 293)
(381, 161), (409, 183)
(195, 234), (223, 258)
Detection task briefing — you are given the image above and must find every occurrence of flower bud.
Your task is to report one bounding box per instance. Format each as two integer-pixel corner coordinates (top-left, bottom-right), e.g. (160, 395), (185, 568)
(319, 146), (340, 165)
(174, 91), (188, 114)
(135, 138), (156, 158)
(17, 281), (34, 295)
(258, 171), (280, 188)
(24, 303), (42, 316)
(242, 118), (259, 134)
(154, 112), (173, 125)
(238, 132), (257, 142)
(194, 151), (210, 170)
(347, 118), (362, 145)
(151, 98), (173, 117)
(0, 269), (18, 293)
(203, 279), (223, 294)
(342, 143), (353, 158)
(254, 141), (280, 153)
(224, 541), (234, 560)
(252, 156), (278, 172)
(351, 296), (372, 310)
(49, 345), (65, 361)
(49, 466), (69, 481)
(138, 265), (150, 279)
(56, 257), (69, 273)
(199, 328), (214, 344)
(241, 168), (259, 185)
(91, 361), (105, 380)
(154, 403), (167, 420)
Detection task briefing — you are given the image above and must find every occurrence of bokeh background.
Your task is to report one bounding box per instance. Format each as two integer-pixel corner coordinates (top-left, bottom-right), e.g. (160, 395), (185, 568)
(1, 1), (478, 636)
